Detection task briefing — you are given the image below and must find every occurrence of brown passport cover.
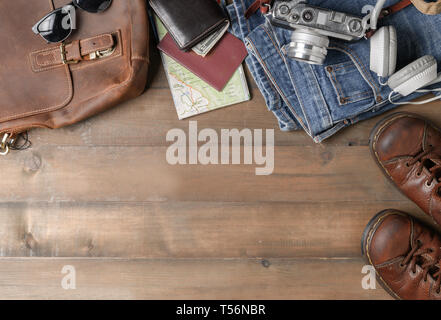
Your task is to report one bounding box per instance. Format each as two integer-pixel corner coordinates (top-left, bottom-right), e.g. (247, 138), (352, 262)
(157, 32), (248, 91)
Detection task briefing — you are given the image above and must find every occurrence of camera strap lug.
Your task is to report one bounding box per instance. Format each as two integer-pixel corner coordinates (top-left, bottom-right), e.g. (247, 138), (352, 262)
(245, 0), (272, 19)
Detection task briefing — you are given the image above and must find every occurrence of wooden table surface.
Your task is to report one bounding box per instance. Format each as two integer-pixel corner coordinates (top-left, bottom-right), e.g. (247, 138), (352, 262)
(0, 43), (440, 300)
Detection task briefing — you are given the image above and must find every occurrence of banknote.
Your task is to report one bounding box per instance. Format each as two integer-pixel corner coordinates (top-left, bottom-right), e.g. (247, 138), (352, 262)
(192, 21), (230, 57)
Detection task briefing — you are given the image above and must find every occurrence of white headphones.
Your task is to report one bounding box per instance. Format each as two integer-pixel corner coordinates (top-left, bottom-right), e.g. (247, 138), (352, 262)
(368, 0), (441, 104)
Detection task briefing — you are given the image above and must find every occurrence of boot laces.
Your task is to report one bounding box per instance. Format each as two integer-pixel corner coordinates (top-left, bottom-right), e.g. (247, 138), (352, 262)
(401, 239), (441, 294)
(407, 145), (441, 192)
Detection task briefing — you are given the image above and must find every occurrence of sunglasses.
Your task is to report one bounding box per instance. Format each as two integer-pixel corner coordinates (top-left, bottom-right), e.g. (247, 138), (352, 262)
(32, 0), (112, 43)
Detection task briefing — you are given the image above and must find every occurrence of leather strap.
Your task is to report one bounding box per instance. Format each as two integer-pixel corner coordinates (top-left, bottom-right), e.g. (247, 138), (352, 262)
(381, 0), (412, 17)
(245, 0), (272, 19)
(30, 33), (115, 71)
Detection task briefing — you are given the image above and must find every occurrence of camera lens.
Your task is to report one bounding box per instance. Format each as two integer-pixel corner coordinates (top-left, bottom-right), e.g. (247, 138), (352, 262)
(287, 29), (330, 65)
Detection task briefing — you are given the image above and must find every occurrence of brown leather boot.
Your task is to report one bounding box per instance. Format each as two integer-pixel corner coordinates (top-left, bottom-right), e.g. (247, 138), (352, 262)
(370, 112), (441, 226)
(362, 209), (441, 300)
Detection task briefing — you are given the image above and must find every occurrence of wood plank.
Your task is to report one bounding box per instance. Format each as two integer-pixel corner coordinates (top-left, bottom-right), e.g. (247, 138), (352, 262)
(24, 89), (441, 148)
(0, 145), (410, 202)
(0, 257), (391, 300)
(0, 201), (429, 259)
(28, 88), (291, 147)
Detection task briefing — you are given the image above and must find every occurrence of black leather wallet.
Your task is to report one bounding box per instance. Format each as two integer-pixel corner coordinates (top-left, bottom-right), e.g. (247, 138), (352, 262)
(149, 0), (228, 51)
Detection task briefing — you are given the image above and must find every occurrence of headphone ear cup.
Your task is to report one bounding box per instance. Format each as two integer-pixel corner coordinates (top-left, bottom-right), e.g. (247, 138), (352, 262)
(370, 26), (397, 77)
(388, 55), (438, 96)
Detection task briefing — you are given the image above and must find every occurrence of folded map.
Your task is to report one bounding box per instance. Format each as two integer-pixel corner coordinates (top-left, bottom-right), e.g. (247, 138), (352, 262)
(151, 15), (251, 120)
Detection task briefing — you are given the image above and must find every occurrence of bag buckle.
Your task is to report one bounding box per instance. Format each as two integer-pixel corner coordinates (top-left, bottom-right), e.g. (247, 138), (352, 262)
(0, 133), (14, 156)
(60, 43), (79, 65)
(89, 46), (116, 60)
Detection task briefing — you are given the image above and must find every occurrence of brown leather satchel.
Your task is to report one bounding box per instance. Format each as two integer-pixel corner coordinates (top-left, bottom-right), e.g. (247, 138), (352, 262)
(0, 0), (150, 155)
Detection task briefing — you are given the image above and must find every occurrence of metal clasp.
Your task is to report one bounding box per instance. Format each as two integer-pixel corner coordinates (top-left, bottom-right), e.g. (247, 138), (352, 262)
(89, 46), (116, 60)
(60, 43), (79, 65)
(0, 133), (14, 156)
(261, 2), (272, 15)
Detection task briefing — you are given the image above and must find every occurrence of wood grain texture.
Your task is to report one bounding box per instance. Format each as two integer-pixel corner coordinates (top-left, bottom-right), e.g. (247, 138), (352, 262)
(0, 258), (390, 300)
(1, 42), (440, 299)
(0, 145), (411, 202)
(0, 201), (429, 259)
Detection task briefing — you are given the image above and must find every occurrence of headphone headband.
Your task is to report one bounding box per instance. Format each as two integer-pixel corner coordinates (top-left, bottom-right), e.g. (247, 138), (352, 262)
(370, 0), (387, 30)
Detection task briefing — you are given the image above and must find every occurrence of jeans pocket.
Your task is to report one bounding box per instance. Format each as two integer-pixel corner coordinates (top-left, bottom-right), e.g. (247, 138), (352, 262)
(325, 60), (375, 106)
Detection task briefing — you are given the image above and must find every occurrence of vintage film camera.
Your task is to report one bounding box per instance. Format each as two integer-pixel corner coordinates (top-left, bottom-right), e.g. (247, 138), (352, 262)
(269, 0), (366, 65)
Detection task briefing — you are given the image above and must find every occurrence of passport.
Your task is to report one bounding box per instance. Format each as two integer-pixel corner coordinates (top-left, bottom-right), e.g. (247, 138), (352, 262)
(157, 32), (248, 91)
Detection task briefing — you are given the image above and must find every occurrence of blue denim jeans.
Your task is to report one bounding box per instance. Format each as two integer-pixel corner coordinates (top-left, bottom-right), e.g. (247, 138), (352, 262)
(225, 0), (441, 142)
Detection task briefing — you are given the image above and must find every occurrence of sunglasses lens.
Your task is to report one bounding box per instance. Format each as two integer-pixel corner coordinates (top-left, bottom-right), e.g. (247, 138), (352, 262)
(73, 0), (112, 13)
(37, 9), (72, 43)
